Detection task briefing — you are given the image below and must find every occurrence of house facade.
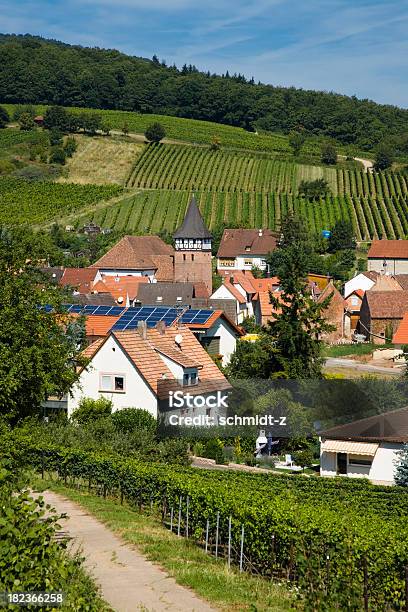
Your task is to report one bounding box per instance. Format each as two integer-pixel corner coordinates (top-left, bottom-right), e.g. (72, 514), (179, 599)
(367, 240), (408, 275)
(359, 290), (408, 343)
(68, 325), (230, 419)
(320, 407), (408, 484)
(216, 229), (277, 274)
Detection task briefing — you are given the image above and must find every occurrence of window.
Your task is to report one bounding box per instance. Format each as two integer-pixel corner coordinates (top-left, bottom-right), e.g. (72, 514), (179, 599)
(351, 296), (359, 306)
(244, 259), (252, 266)
(191, 254), (195, 261)
(348, 456), (372, 467)
(219, 258), (235, 267)
(99, 374), (126, 392)
(183, 371), (199, 386)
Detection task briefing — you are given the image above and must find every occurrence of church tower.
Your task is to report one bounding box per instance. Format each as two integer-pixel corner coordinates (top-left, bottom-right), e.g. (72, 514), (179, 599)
(173, 196), (212, 294)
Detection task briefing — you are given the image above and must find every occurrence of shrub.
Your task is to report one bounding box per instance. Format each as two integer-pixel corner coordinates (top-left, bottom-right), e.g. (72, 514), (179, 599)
(0, 105), (9, 129)
(145, 122), (166, 143)
(64, 136), (77, 157)
(0, 160), (14, 175)
(111, 407), (156, 434)
(203, 438), (225, 464)
(71, 397), (112, 425)
(50, 146), (66, 165)
(321, 143), (337, 165)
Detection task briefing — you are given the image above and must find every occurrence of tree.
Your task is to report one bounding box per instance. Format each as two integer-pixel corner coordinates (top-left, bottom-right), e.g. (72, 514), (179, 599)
(111, 407), (156, 433)
(321, 143), (337, 165)
(328, 220), (356, 252)
(44, 106), (70, 132)
(50, 146), (66, 165)
(0, 227), (83, 421)
(374, 144), (393, 171)
(49, 128), (63, 146)
(63, 137), (77, 157)
(266, 214), (335, 378)
(225, 334), (282, 379)
(18, 112), (35, 131)
(13, 104), (36, 122)
(294, 448), (314, 470)
(122, 122), (129, 136)
(0, 106), (9, 129)
(145, 122), (166, 143)
(289, 130), (306, 156)
(71, 397), (112, 425)
(299, 178), (331, 201)
(210, 136), (221, 151)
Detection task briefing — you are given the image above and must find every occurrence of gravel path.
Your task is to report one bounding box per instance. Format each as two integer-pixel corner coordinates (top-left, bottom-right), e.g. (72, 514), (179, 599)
(42, 490), (214, 612)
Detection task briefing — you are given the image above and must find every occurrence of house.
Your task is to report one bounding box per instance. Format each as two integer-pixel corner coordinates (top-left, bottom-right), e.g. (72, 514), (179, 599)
(60, 268), (101, 294)
(359, 290), (408, 343)
(90, 235), (175, 280)
(67, 324), (231, 419)
(136, 282), (203, 307)
(320, 407), (408, 484)
(217, 228), (278, 274)
(210, 272), (256, 323)
(344, 271), (379, 298)
(367, 240), (408, 275)
(392, 313), (408, 347)
(34, 115), (44, 126)
(344, 289), (364, 333)
(250, 277), (281, 326)
(173, 196), (213, 294)
(185, 310), (244, 366)
(317, 282), (346, 341)
(92, 274), (149, 306)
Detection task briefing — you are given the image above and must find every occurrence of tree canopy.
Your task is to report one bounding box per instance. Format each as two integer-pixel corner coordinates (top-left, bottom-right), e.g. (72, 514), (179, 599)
(1, 34), (408, 151)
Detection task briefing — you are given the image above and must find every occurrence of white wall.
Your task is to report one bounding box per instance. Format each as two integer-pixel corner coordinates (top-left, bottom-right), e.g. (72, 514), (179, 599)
(344, 273), (375, 297)
(320, 442), (402, 484)
(217, 255), (267, 272)
(67, 335), (158, 417)
(368, 259), (408, 275)
(98, 268), (155, 279)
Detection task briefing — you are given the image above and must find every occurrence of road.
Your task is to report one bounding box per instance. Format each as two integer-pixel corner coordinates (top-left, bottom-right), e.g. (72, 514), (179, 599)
(325, 357), (403, 377)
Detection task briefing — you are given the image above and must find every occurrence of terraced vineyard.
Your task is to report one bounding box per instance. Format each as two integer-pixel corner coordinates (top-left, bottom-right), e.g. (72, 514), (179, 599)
(76, 189), (408, 241)
(127, 143), (408, 199)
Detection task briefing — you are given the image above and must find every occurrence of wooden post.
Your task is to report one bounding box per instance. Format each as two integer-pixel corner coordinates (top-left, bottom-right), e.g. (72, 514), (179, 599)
(205, 519), (209, 553)
(215, 512), (220, 559)
(240, 525), (245, 573)
(228, 516), (232, 569)
(170, 507), (174, 532)
(186, 496), (190, 538)
(405, 565), (408, 612)
(177, 496), (182, 536)
(363, 557), (369, 612)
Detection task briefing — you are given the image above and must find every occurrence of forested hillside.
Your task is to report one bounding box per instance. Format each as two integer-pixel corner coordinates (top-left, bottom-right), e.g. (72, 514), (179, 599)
(1, 34), (408, 151)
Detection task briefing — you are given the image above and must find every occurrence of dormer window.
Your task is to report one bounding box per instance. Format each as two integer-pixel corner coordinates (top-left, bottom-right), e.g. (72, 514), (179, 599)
(183, 370), (198, 386)
(245, 246), (251, 252)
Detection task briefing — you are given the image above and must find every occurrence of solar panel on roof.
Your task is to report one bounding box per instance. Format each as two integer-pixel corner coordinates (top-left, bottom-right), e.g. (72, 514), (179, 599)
(180, 309), (213, 325)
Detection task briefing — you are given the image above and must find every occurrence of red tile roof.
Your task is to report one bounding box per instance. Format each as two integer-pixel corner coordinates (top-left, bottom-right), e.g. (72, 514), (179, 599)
(91, 236), (174, 280)
(223, 278), (247, 304)
(368, 240), (408, 259)
(393, 313), (408, 344)
(60, 268), (99, 294)
(93, 275), (149, 302)
(217, 229), (278, 258)
(85, 315), (121, 337)
(185, 310), (244, 335)
(364, 290), (408, 319)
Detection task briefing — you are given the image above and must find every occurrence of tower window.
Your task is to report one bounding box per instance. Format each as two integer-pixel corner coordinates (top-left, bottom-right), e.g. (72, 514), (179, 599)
(192, 254), (195, 261)
(183, 254), (186, 261)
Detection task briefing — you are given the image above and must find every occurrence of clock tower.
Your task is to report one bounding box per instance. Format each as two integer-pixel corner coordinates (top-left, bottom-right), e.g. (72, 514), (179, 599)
(173, 196), (212, 294)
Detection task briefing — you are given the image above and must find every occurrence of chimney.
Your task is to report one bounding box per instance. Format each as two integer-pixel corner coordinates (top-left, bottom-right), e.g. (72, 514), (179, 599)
(156, 320), (166, 335)
(137, 320), (147, 340)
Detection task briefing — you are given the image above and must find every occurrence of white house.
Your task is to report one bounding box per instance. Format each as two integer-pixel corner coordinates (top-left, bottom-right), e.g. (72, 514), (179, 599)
(68, 324), (230, 419)
(367, 240), (408, 276)
(320, 407), (408, 485)
(343, 271), (378, 298)
(216, 229), (277, 274)
(186, 310), (244, 366)
(210, 273), (255, 324)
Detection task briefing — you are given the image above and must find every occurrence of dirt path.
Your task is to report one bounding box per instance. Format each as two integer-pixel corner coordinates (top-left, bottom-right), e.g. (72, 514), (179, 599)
(42, 490), (214, 612)
(354, 157), (374, 173)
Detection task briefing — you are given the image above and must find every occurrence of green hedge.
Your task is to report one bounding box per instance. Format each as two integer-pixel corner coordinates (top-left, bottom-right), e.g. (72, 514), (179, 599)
(15, 440), (408, 610)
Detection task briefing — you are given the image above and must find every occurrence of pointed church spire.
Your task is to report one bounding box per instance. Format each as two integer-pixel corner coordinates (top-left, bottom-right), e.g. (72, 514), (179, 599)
(173, 195), (212, 240)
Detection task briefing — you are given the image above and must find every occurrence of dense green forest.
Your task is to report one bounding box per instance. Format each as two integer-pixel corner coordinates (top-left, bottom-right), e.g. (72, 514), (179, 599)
(1, 34), (408, 151)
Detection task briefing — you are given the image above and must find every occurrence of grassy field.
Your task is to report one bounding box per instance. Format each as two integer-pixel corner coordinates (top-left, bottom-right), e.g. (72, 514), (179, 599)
(34, 480), (293, 612)
(59, 134), (143, 185)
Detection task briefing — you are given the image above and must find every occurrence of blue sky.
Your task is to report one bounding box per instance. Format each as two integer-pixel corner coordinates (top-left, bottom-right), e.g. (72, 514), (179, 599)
(1, 0), (408, 107)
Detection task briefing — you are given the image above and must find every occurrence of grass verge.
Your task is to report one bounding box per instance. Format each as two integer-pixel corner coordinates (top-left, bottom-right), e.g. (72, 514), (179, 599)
(33, 478), (294, 612)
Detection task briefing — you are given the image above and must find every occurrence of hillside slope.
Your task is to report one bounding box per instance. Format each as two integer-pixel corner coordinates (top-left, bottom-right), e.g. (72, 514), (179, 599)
(1, 34), (407, 151)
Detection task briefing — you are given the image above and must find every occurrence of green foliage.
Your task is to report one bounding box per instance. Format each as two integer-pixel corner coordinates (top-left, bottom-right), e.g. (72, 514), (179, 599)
(374, 144), (394, 170)
(2, 35), (408, 152)
(209, 135), (221, 151)
(15, 440), (408, 611)
(0, 227), (84, 421)
(299, 178), (331, 200)
(395, 445), (408, 486)
(266, 214), (335, 378)
(203, 438), (225, 464)
(293, 448), (314, 470)
(71, 397), (113, 425)
(321, 142), (337, 165)
(144, 122), (166, 143)
(122, 122), (129, 135)
(18, 111), (35, 131)
(0, 105), (9, 129)
(111, 407), (156, 434)
(63, 136), (77, 157)
(0, 159), (14, 175)
(288, 130), (306, 156)
(328, 219), (356, 252)
(49, 127), (63, 146)
(13, 104), (36, 122)
(240, 316), (262, 334)
(50, 146), (66, 165)
(226, 335), (282, 379)
(0, 177), (122, 226)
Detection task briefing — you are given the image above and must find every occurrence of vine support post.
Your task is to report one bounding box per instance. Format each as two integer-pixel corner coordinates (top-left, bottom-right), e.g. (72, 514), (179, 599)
(88, 476), (91, 492)
(239, 525), (245, 573)
(177, 496), (182, 536)
(363, 556), (369, 612)
(227, 516), (232, 569)
(215, 512), (220, 559)
(405, 565), (408, 612)
(186, 496), (189, 538)
(170, 507), (174, 532)
(205, 519), (209, 553)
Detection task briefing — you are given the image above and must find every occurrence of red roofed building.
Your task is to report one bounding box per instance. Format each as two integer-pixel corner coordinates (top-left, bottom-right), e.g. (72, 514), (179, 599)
(60, 268), (101, 294)
(392, 313), (408, 346)
(217, 228), (278, 274)
(345, 289), (364, 332)
(368, 240), (408, 275)
(92, 274), (149, 306)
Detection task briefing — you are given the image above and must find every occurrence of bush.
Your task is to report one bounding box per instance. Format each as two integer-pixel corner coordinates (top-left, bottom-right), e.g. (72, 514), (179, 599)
(203, 438), (225, 464)
(0, 105), (9, 129)
(71, 397), (112, 425)
(156, 438), (191, 466)
(111, 407), (156, 434)
(49, 128), (63, 146)
(50, 146), (66, 165)
(64, 136), (77, 157)
(0, 160), (14, 175)
(145, 122), (166, 143)
(321, 143), (337, 165)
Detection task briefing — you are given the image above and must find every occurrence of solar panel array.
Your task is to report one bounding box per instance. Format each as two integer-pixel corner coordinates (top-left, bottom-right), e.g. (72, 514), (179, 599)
(62, 304), (126, 316)
(61, 304), (215, 331)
